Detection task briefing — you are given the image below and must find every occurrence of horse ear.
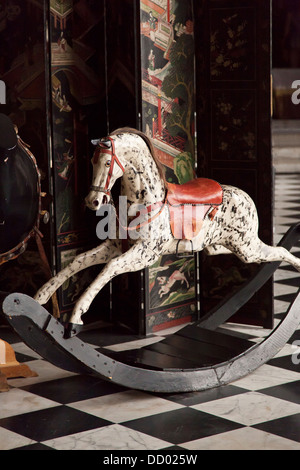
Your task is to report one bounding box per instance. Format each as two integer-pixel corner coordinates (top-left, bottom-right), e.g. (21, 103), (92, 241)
(91, 139), (112, 149)
(99, 139), (112, 149)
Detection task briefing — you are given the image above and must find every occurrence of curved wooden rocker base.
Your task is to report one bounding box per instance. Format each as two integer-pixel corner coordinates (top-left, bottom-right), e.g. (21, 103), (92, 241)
(2, 224), (300, 394)
(2, 291), (300, 393)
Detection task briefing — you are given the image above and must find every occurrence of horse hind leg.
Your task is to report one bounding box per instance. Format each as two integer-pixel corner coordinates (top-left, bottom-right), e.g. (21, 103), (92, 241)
(228, 237), (300, 272)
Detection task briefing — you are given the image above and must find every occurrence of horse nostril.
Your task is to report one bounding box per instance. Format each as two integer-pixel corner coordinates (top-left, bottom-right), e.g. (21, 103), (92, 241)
(93, 200), (99, 207)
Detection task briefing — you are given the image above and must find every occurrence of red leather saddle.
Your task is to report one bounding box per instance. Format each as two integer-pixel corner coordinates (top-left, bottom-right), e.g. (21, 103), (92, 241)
(167, 178), (223, 240)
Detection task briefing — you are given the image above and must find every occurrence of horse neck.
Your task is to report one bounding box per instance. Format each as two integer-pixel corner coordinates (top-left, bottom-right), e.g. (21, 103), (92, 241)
(117, 142), (166, 205)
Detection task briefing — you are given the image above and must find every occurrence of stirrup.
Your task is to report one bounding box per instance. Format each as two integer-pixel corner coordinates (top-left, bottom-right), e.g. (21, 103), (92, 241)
(175, 240), (194, 258)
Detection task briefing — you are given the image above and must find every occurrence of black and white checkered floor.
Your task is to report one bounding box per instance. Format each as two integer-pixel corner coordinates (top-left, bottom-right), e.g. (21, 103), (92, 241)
(0, 172), (299, 451)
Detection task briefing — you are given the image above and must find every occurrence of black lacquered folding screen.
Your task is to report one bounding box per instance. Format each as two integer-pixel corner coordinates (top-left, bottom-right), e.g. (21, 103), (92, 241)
(0, 0), (272, 332)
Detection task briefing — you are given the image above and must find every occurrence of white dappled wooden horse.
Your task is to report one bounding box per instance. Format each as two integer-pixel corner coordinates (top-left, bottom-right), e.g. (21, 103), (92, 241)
(35, 128), (300, 335)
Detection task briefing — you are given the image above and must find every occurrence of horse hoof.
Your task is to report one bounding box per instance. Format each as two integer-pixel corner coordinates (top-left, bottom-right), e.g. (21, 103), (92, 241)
(64, 322), (83, 339)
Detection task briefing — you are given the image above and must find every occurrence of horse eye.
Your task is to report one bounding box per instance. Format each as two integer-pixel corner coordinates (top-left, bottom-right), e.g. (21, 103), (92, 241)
(105, 160), (111, 167)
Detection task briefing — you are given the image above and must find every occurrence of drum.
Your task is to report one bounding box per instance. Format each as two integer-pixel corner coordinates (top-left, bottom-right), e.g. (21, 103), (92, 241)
(0, 114), (41, 265)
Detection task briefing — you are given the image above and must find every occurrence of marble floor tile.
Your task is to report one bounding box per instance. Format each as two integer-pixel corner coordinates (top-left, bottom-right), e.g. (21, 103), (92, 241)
(273, 202), (300, 209)
(0, 388), (59, 419)
(0, 406), (110, 442)
(18, 374), (125, 404)
(273, 283), (299, 296)
(254, 413), (300, 443)
(7, 359), (77, 387)
(273, 342), (300, 358)
(230, 363), (300, 390)
(0, 426), (36, 451)
(192, 392), (300, 426)
(181, 426), (300, 450)
(258, 380), (300, 405)
(42, 423), (170, 451)
(273, 299), (290, 315)
(274, 268), (300, 281)
(12, 342), (42, 360)
(68, 390), (184, 422)
(156, 384), (248, 407)
(122, 407), (242, 444)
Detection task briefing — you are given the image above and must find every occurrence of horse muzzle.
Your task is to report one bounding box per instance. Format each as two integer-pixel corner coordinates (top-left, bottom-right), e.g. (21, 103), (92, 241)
(85, 190), (110, 210)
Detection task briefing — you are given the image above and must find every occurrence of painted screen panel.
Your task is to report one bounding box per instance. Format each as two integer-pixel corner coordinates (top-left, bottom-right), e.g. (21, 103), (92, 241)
(140, 0), (198, 332)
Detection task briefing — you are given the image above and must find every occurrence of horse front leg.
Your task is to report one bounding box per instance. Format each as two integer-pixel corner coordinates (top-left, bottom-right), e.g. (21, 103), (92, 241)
(65, 241), (160, 337)
(35, 239), (121, 305)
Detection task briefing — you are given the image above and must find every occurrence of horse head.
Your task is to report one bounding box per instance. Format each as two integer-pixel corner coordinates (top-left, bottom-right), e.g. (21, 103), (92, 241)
(85, 137), (125, 210)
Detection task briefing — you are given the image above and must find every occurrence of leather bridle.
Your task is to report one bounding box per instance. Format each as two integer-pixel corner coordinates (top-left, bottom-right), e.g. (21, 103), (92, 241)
(90, 137), (125, 196)
(89, 136), (166, 233)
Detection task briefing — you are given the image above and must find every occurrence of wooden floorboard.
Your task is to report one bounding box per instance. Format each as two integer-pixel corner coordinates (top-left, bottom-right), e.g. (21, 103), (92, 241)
(176, 324), (254, 355)
(103, 347), (202, 370)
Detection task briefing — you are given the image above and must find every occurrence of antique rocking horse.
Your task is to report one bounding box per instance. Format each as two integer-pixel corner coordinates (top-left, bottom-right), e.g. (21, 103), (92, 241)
(34, 127), (300, 338)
